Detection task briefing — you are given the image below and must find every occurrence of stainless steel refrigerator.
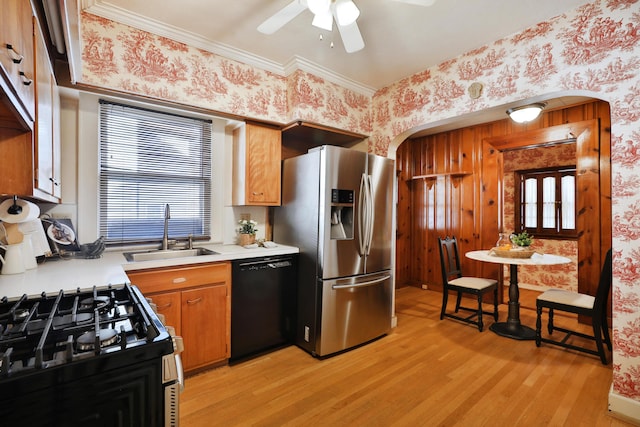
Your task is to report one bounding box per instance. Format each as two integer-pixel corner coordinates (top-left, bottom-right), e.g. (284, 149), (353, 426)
(274, 145), (394, 357)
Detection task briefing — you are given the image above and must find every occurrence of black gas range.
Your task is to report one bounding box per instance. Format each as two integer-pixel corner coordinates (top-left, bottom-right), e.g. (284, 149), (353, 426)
(0, 283), (179, 427)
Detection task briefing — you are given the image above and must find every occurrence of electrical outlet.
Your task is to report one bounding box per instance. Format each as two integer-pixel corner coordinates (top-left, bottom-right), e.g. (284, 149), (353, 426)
(421, 284), (428, 290)
(304, 326), (310, 342)
(240, 213), (250, 221)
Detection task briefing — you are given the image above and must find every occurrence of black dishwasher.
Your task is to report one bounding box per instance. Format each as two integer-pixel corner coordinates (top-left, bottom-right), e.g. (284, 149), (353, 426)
(230, 255), (298, 363)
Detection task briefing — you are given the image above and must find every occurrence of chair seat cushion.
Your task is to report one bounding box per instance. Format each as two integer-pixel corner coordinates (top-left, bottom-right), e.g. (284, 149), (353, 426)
(449, 277), (497, 290)
(537, 288), (595, 309)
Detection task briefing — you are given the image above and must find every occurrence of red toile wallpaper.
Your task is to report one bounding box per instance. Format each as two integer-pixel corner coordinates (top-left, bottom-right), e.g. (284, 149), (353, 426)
(80, 0), (640, 404)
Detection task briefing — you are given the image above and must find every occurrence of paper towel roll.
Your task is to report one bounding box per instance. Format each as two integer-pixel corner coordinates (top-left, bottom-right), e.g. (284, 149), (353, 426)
(0, 198), (40, 223)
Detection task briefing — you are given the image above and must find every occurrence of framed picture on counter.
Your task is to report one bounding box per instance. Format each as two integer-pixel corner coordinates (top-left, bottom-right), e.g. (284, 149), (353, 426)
(41, 218), (80, 255)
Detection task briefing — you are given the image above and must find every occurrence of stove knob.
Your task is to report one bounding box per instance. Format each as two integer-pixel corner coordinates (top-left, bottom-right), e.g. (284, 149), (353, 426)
(165, 326), (184, 353)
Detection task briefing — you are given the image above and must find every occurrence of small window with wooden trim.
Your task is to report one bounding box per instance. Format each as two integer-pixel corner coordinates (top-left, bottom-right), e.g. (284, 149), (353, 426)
(515, 166), (577, 239)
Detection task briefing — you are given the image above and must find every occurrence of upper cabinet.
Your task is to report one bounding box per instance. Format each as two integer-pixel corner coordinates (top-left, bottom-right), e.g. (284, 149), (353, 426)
(34, 19), (61, 200)
(0, 0), (36, 126)
(232, 122), (281, 206)
(0, 4), (61, 204)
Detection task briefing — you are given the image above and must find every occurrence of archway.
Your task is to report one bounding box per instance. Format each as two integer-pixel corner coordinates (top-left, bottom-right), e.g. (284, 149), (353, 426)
(389, 96), (611, 304)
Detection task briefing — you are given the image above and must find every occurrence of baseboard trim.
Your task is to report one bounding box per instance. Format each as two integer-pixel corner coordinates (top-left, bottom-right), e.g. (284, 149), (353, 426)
(609, 385), (640, 425)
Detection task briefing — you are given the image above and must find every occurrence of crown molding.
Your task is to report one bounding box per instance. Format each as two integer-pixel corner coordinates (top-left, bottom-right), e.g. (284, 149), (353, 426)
(82, 1), (375, 97)
(283, 55), (375, 97)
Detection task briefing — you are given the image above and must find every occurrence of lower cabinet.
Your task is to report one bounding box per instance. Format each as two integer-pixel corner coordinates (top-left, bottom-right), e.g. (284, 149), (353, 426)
(127, 262), (231, 374)
(150, 291), (181, 335)
(181, 285), (228, 370)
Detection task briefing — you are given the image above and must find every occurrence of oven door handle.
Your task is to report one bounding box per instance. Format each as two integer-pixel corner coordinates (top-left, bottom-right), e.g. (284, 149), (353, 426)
(175, 353), (184, 392)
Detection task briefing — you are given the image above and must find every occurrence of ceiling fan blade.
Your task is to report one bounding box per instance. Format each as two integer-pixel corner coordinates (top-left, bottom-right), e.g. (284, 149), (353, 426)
(336, 20), (364, 53)
(391, 0), (436, 6)
(257, 0), (308, 35)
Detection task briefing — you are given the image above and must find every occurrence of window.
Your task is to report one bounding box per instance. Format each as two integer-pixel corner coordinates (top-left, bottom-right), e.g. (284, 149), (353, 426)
(515, 166), (576, 239)
(99, 100), (212, 245)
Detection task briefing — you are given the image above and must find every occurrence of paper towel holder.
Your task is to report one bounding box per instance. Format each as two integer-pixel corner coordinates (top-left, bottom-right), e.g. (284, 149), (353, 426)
(7, 195), (22, 215)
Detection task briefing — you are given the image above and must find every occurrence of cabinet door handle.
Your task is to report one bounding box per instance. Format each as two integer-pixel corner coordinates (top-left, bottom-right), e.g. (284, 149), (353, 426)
(19, 71), (32, 86)
(6, 44), (23, 64)
(157, 302), (172, 310)
(186, 297), (203, 305)
(172, 277), (187, 284)
(252, 192), (264, 196)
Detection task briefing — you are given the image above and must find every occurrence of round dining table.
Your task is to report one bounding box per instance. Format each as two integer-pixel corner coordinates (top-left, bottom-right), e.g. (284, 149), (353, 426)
(465, 250), (571, 340)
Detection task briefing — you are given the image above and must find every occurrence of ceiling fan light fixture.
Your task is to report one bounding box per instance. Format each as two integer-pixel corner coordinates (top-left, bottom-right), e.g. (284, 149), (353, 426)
(307, 0), (331, 16)
(506, 103), (546, 123)
(312, 9), (333, 31)
(335, 0), (360, 26)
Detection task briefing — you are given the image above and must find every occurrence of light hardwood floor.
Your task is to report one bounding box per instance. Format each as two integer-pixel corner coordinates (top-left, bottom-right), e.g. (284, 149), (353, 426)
(180, 286), (635, 427)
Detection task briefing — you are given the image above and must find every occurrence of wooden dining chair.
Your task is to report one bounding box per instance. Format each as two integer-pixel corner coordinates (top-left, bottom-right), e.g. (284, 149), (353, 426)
(438, 236), (499, 332)
(535, 249), (612, 364)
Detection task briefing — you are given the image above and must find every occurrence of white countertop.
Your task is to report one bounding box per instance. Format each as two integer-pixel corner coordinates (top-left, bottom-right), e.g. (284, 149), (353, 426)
(0, 243), (299, 299)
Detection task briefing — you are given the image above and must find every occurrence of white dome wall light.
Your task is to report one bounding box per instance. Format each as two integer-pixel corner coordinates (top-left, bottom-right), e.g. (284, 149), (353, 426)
(506, 103), (546, 123)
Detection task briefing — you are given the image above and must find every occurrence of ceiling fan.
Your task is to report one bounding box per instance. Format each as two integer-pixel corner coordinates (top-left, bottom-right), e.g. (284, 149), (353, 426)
(257, 0), (436, 53)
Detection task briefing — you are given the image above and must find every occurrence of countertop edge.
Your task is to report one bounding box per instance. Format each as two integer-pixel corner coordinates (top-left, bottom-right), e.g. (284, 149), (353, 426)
(0, 244), (299, 299)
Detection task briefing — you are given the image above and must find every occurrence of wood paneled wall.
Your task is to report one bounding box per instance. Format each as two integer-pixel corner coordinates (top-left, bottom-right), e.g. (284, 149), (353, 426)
(395, 100), (611, 302)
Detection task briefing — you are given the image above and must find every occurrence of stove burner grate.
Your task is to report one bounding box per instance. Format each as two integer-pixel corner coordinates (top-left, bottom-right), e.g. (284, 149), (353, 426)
(79, 296), (111, 312)
(0, 284), (169, 379)
(76, 328), (119, 352)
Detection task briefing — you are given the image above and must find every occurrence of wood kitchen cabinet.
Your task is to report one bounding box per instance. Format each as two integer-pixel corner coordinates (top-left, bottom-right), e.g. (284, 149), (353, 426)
(232, 122), (282, 206)
(127, 262), (231, 374)
(34, 20), (61, 200)
(0, 7), (61, 203)
(149, 291), (181, 335)
(181, 285), (228, 371)
(0, 0), (36, 126)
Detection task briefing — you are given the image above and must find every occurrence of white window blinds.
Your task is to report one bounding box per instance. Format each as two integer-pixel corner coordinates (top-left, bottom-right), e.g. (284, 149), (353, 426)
(98, 100), (212, 245)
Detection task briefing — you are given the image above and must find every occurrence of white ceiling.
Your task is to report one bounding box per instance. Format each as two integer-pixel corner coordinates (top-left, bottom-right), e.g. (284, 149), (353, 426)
(86, 0), (588, 93)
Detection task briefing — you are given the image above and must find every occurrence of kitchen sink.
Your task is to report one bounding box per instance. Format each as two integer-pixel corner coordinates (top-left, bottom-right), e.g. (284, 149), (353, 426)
(123, 247), (219, 262)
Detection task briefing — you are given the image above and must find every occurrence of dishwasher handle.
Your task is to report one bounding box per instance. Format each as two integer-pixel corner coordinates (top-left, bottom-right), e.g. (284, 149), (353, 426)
(234, 257), (294, 272)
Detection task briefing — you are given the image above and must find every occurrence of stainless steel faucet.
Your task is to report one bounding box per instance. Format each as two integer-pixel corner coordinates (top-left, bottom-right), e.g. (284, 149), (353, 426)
(162, 204), (170, 250)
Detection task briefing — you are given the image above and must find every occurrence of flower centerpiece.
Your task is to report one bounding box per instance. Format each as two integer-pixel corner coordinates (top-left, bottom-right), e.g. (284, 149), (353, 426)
(237, 219), (258, 246)
(510, 231), (533, 248)
(490, 231), (535, 258)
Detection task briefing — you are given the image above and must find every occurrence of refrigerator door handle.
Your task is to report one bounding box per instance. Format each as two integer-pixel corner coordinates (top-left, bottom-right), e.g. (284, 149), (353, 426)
(357, 173), (366, 256)
(332, 274), (392, 290)
(365, 174), (374, 255)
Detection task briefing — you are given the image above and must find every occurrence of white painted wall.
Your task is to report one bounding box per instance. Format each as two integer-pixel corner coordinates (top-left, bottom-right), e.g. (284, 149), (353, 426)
(49, 88), (269, 246)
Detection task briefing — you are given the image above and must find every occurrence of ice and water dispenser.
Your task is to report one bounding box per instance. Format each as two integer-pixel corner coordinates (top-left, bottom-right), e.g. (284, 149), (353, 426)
(330, 189), (354, 240)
